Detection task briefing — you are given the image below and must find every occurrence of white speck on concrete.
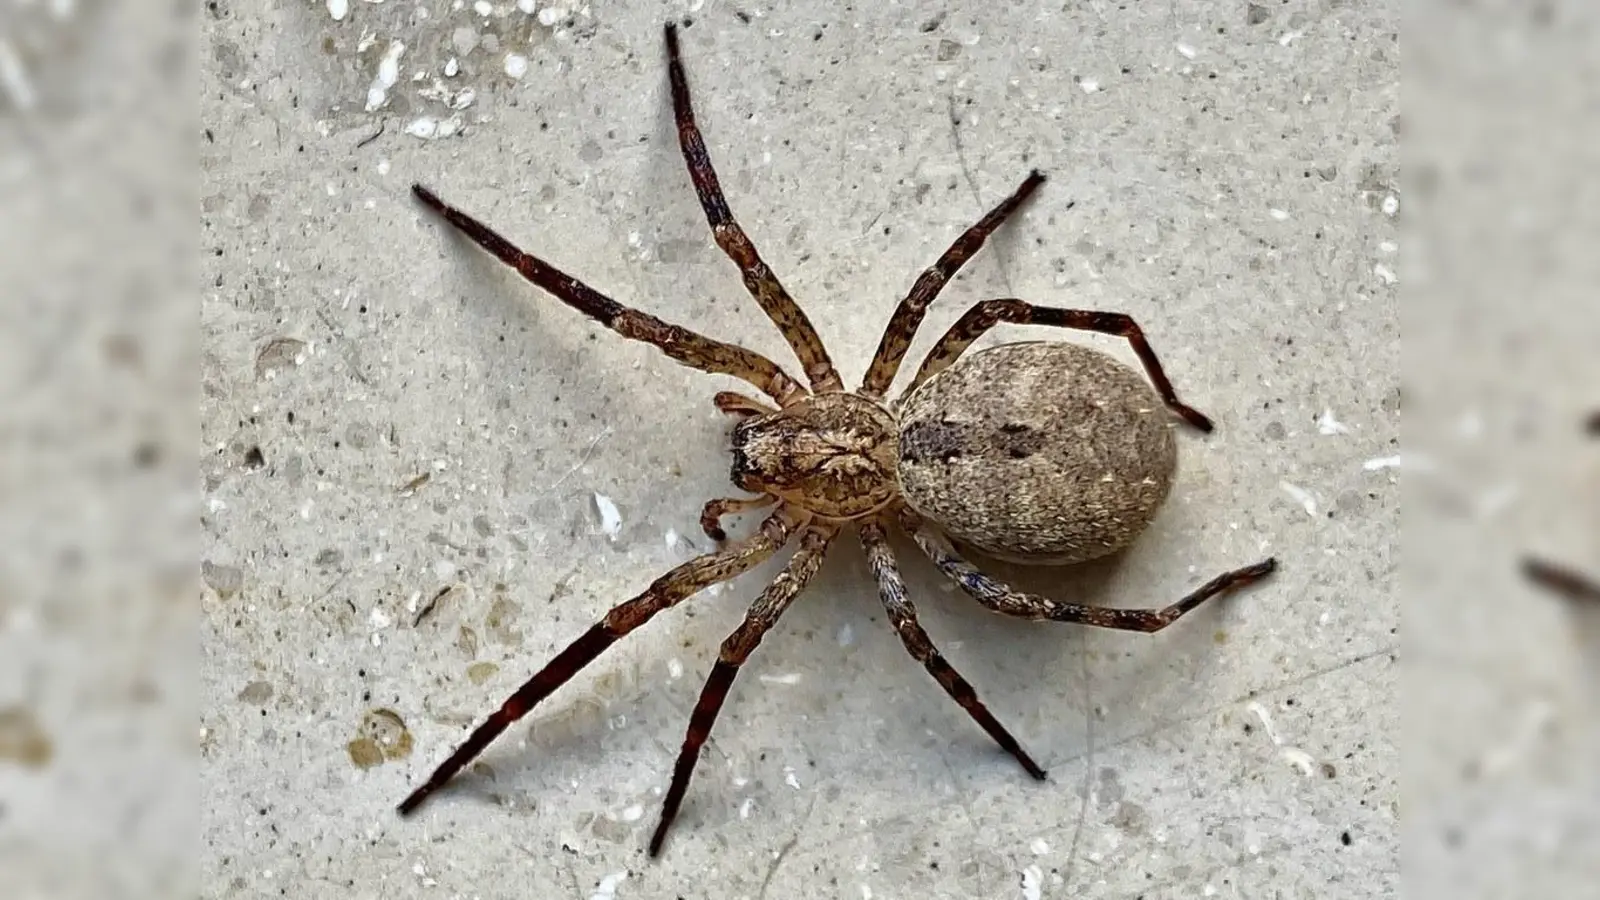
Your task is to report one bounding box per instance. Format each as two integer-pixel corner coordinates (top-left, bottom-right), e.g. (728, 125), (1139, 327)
(620, 804), (643, 822)
(517, 0), (535, 11)
(784, 767), (801, 789)
(860, 885), (873, 900)
(537, 5), (564, 26)
(433, 559), (458, 580)
(1363, 455), (1403, 471)
(473, 0), (491, 15)
(760, 672), (802, 686)
(1379, 240), (1397, 253)
(1021, 864), (1044, 900)
(1078, 77), (1100, 93)
(1029, 837), (1050, 855)
(1175, 42), (1197, 59)
(365, 41), (405, 111)
(1269, 207), (1290, 221)
(667, 658), (683, 679)
(504, 53), (528, 79)
(443, 57), (459, 77)
(1279, 30), (1303, 46)
(328, 0), (349, 20)
(1316, 408), (1350, 435)
(739, 797), (754, 819)
(1248, 701), (1317, 776)
(589, 871), (627, 900)
(1279, 481), (1318, 517)
(377, 158), (391, 175)
(837, 622), (855, 647)
(594, 493), (622, 540)
(1374, 263), (1397, 285)
(369, 607), (392, 629)
(1381, 194), (1399, 216)
(403, 115), (462, 139)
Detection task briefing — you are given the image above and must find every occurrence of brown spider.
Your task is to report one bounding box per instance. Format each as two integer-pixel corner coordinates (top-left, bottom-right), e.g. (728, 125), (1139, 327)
(398, 22), (1278, 856)
(1522, 411), (1599, 602)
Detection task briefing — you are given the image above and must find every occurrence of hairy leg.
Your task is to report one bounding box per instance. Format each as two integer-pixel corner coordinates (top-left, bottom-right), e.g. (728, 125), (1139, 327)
(699, 495), (776, 543)
(859, 521), (1045, 779)
(397, 507), (803, 816)
(904, 298), (1214, 432)
(663, 24), (841, 392)
(860, 171), (1046, 399)
(413, 184), (805, 405)
(650, 523), (838, 855)
(910, 522), (1275, 631)
(713, 391), (777, 418)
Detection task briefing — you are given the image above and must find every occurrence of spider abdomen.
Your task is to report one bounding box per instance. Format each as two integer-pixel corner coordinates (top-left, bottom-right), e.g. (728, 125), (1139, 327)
(896, 341), (1178, 565)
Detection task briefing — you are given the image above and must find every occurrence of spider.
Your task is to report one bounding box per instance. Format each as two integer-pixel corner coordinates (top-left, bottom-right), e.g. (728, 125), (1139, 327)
(397, 22), (1278, 856)
(1521, 411), (1599, 602)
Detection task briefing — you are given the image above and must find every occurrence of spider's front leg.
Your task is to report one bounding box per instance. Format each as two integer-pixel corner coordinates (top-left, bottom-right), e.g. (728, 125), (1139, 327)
(396, 507), (802, 817)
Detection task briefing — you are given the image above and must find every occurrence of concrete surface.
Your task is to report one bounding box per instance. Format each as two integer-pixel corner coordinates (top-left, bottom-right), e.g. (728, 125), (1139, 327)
(201, 2), (1398, 897)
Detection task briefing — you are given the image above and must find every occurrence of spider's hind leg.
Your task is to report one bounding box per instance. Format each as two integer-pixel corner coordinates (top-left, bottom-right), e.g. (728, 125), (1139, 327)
(905, 299), (1215, 432)
(910, 518), (1275, 631)
(859, 521), (1045, 780)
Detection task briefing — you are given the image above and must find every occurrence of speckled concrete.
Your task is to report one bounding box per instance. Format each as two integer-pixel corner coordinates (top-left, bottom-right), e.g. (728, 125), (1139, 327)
(201, 2), (1398, 897)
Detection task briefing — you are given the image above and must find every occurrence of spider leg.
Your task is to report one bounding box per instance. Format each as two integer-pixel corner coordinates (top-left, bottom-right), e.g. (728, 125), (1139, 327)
(1524, 557), (1600, 602)
(412, 184), (805, 406)
(397, 507), (803, 817)
(903, 298), (1215, 432)
(699, 495), (776, 543)
(713, 390), (777, 418)
(910, 521), (1276, 631)
(650, 522), (837, 856)
(663, 23), (842, 394)
(860, 170), (1046, 400)
(859, 521), (1045, 780)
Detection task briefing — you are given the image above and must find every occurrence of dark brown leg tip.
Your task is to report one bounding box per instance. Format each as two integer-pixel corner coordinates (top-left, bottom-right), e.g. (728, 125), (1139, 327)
(412, 184), (444, 210)
(1185, 408), (1216, 433)
(647, 824), (669, 858)
(1250, 557), (1279, 578)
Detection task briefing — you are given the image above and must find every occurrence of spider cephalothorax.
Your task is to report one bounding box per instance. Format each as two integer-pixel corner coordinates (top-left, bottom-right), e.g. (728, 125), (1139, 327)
(728, 393), (899, 519)
(398, 21), (1276, 857)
